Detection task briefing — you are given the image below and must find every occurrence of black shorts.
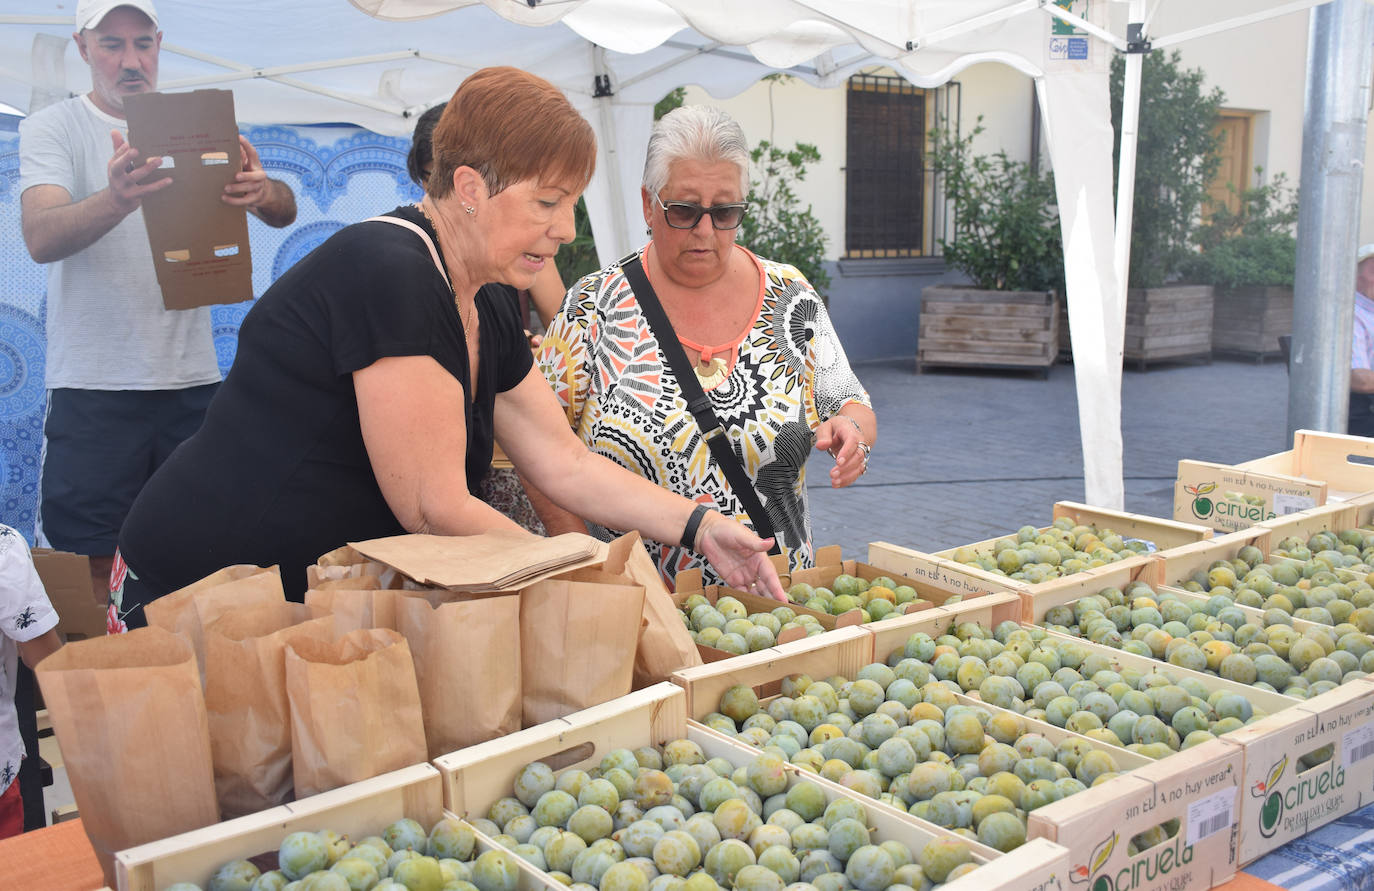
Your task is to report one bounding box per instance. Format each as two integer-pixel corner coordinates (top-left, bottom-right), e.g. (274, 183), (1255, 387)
(40, 384), (219, 556)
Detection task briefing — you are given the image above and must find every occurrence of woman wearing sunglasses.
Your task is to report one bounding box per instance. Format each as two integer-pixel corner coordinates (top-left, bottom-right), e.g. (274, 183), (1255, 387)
(535, 105), (876, 594)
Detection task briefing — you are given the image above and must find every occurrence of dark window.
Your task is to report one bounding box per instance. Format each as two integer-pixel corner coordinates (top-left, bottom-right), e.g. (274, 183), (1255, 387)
(845, 73), (926, 258)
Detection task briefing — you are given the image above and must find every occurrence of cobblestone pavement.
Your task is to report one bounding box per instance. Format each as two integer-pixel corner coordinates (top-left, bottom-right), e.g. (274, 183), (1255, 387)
(805, 356), (1291, 560)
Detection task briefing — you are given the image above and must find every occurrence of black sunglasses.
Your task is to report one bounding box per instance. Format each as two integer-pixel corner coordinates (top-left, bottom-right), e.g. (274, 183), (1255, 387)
(653, 192), (748, 230)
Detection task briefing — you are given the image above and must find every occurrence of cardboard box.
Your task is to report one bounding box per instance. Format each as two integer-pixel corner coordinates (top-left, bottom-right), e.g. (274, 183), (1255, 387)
(123, 89), (254, 311)
(1222, 681), (1374, 864)
(31, 548), (105, 641)
(1174, 459), (1324, 532)
(1029, 739), (1244, 890)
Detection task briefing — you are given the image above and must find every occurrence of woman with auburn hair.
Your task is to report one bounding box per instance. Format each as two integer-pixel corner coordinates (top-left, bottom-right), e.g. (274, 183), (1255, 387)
(112, 68), (784, 627)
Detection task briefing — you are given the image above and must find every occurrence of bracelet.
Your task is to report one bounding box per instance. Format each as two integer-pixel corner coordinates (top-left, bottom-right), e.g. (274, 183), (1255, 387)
(680, 503), (711, 551)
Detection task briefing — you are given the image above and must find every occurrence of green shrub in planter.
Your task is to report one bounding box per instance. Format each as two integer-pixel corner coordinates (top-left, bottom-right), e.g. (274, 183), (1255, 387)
(927, 117), (1063, 292)
(1111, 50), (1225, 288)
(1184, 171), (1299, 289)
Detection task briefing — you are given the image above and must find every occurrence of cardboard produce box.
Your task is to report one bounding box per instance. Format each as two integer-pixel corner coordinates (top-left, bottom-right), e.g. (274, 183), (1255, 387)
(1176, 431), (1374, 533)
(1029, 738), (1244, 890)
(1222, 680), (1374, 864)
(31, 548), (105, 641)
(122, 89), (255, 311)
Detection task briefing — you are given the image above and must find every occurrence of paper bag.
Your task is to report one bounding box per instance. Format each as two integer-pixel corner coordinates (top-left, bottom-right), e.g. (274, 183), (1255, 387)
(285, 628), (426, 797)
(304, 584), (401, 634)
(144, 564), (284, 677)
(203, 603), (336, 818)
(394, 592), (521, 758)
(601, 533), (703, 686)
(307, 545), (402, 590)
(519, 576), (644, 727)
(35, 627), (218, 885)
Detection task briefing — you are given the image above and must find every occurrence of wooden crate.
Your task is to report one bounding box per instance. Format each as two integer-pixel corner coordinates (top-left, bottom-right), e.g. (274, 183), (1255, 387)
(116, 764), (446, 891)
(1174, 460), (1324, 532)
(1241, 430), (1374, 501)
(670, 627), (872, 721)
(1255, 499), (1360, 548)
(1052, 501), (1215, 551)
(778, 544), (965, 611)
(1124, 284), (1214, 370)
(1029, 738), (1245, 891)
(1155, 527), (1274, 588)
(916, 285), (1058, 375)
(870, 537), (1164, 623)
(1212, 285), (1292, 361)
(1222, 681), (1374, 865)
(433, 681), (1072, 890)
(863, 591), (1024, 663)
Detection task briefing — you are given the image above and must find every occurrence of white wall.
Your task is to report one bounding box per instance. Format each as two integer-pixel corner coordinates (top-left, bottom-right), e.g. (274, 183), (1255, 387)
(688, 2), (1373, 255)
(685, 62), (1038, 262)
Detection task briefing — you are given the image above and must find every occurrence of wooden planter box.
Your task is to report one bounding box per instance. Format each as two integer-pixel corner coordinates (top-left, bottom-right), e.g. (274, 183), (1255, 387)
(916, 285), (1058, 376)
(1125, 284), (1214, 370)
(1211, 285), (1292, 361)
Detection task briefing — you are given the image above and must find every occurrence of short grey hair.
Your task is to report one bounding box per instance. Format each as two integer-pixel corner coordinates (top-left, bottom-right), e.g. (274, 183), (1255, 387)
(642, 105), (750, 196)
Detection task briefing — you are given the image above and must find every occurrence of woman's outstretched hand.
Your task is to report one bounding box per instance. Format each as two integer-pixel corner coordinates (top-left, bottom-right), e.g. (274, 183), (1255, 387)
(696, 513), (786, 601)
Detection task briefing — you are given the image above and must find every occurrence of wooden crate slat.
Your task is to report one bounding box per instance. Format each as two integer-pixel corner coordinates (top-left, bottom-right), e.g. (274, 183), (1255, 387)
(116, 764), (442, 891)
(434, 684), (687, 819)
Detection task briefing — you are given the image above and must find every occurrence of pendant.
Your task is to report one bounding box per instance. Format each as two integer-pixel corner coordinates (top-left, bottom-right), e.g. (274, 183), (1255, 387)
(695, 356), (729, 388)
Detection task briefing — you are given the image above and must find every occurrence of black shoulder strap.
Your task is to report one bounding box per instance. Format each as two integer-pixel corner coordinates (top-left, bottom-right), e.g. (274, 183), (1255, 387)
(620, 252), (781, 556)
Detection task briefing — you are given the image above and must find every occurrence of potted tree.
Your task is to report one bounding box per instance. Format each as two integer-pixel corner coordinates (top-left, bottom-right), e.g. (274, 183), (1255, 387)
(1111, 50), (1226, 370)
(1184, 172), (1299, 361)
(919, 118), (1064, 376)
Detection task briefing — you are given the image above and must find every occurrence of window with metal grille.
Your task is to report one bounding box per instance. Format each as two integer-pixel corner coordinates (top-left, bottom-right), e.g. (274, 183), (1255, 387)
(845, 73), (927, 258)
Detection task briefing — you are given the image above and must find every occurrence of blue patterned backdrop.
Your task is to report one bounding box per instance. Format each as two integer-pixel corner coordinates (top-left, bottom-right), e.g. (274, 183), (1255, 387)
(0, 117), (423, 544)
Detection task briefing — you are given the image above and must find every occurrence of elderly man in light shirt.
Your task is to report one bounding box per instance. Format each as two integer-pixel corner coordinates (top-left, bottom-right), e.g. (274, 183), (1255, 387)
(1350, 244), (1374, 436)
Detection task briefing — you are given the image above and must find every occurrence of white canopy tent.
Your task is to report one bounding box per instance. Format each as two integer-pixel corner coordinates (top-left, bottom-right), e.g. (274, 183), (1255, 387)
(0, 0), (1338, 509)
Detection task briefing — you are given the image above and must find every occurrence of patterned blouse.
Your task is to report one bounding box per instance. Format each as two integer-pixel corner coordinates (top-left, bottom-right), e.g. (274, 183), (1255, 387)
(537, 245), (872, 587)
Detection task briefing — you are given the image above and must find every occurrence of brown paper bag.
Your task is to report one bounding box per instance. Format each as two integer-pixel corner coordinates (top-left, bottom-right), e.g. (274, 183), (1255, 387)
(520, 576), (644, 726)
(285, 628), (426, 797)
(600, 533), (703, 686)
(203, 603), (337, 818)
(304, 585), (401, 634)
(307, 545), (402, 589)
(35, 627), (219, 885)
(394, 592), (521, 758)
(144, 564), (285, 677)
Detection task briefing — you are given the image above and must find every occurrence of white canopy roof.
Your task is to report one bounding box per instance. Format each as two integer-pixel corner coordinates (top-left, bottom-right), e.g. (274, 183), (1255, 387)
(0, 0), (1336, 509)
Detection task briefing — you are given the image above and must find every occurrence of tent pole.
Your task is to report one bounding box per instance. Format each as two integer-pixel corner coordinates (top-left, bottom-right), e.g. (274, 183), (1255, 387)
(1112, 0), (1146, 318)
(1288, 0), (1374, 438)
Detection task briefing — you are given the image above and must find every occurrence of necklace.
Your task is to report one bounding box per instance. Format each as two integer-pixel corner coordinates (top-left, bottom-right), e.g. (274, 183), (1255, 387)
(416, 201), (478, 351)
(642, 245), (736, 388)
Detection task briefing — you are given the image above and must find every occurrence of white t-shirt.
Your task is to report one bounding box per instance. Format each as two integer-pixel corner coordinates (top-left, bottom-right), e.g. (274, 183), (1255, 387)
(0, 526), (59, 797)
(18, 95), (221, 391)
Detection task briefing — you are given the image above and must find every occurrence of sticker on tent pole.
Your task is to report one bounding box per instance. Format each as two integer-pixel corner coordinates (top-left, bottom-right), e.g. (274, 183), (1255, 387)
(1049, 37), (1089, 61)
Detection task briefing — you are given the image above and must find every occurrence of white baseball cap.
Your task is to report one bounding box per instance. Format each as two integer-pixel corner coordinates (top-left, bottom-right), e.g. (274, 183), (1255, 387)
(76, 0), (159, 31)
(1359, 244), (1374, 264)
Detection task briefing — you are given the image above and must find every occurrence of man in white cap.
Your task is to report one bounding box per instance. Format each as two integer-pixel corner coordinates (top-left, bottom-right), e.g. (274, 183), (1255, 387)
(1349, 244), (1374, 436)
(17, 0), (297, 606)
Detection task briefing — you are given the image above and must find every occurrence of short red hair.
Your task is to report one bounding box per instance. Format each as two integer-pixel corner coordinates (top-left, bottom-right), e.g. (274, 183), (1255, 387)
(428, 66), (596, 198)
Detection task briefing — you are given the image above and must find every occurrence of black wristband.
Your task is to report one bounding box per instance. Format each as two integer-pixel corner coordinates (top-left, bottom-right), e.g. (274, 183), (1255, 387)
(680, 503), (711, 551)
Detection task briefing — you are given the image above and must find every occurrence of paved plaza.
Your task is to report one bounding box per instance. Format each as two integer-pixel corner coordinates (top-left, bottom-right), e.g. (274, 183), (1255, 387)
(805, 356), (1292, 559)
